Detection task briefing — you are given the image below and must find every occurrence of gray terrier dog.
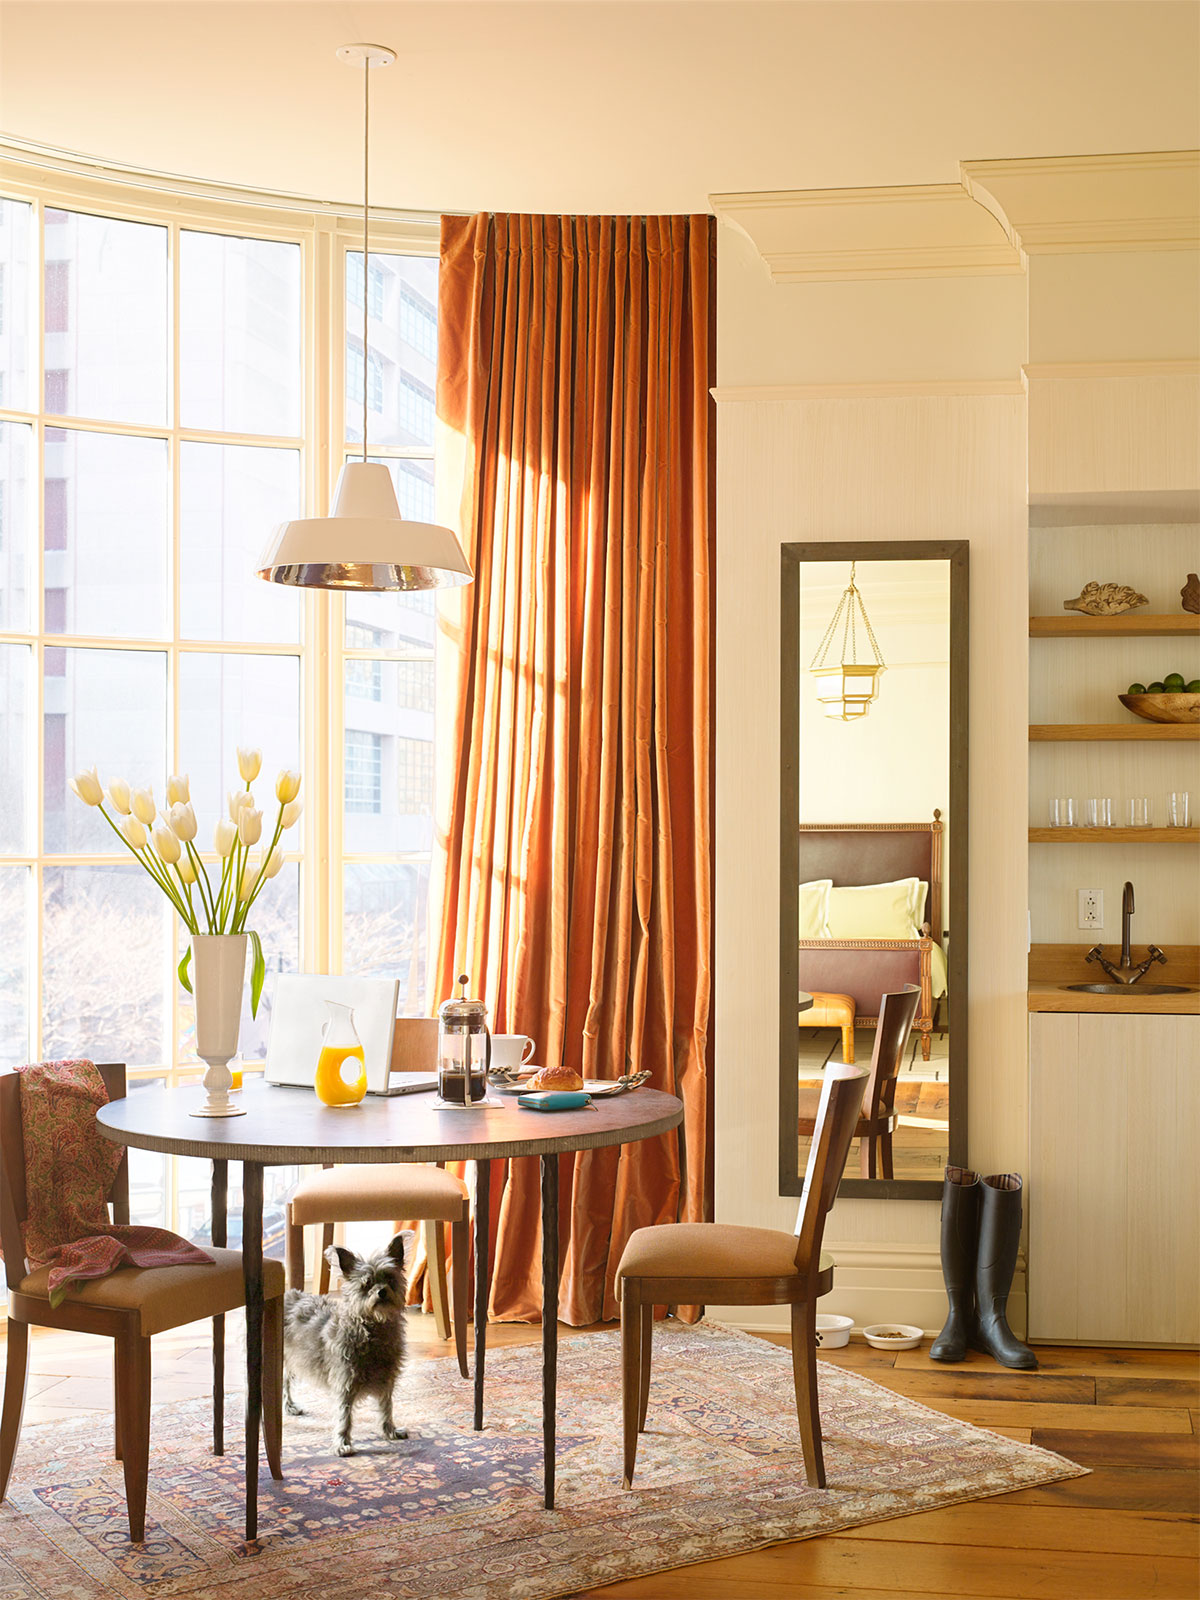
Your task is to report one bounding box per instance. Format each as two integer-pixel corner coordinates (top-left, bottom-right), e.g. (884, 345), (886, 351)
(283, 1230), (413, 1456)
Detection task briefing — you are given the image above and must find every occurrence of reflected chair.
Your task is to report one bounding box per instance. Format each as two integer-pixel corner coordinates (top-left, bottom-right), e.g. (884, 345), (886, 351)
(797, 989), (856, 1064)
(798, 984), (919, 1180)
(284, 1018), (469, 1377)
(0, 1063), (285, 1541)
(616, 1063), (868, 1489)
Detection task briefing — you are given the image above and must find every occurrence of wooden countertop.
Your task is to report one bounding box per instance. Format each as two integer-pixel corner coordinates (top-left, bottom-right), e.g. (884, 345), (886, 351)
(1028, 943), (1200, 1015)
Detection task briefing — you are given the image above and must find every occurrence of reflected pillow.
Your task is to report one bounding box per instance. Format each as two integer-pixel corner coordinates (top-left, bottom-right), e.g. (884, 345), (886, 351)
(911, 879), (929, 931)
(799, 879), (832, 938)
(826, 878), (919, 940)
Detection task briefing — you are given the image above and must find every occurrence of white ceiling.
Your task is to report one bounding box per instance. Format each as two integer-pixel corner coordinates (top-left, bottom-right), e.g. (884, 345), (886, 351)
(1, 2), (1196, 215)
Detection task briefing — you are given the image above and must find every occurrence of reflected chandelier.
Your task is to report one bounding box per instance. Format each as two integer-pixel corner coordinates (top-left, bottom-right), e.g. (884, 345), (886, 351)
(808, 562), (886, 721)
(258, 44), (473, 592)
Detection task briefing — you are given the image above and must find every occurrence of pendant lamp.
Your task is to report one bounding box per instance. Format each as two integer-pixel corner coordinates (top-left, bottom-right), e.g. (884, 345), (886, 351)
(808, 562), (886, 721)
(258, 44), (473, 592)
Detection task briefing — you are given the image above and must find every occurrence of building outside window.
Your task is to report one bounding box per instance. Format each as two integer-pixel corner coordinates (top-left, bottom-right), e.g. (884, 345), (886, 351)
(396, 736), (434, 815)
(344, 728), (383, 813)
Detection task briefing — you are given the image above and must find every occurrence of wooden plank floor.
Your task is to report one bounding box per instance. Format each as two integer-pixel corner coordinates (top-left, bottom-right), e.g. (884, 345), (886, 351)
(7, 1319), (1198, 1599)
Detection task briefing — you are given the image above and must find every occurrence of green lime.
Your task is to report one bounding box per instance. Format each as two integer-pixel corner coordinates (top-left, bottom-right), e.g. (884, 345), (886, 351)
(1127, 682), (1147, 695)
(1163, 672), (1186, 691)
(1146, 681), (1166, 693)
(1187, 680), (1200, 693)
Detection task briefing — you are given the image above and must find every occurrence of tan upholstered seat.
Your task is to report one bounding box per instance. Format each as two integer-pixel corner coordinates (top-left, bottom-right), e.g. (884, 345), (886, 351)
(288, 1163), (469, 1226)
(618, 1223), (832, 1281)
(17, 1250), (285, 1337)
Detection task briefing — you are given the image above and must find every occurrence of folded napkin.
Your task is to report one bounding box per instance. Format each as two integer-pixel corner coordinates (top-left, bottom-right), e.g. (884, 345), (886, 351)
(10, 1060), (212, 1307)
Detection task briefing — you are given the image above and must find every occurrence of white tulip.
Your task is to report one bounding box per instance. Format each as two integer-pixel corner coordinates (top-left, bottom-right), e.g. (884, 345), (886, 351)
(237, 861), (256, 901)
(120, 815), (147, 850)
(166, 773), (190, 805)
(228, 789), (253, 821)
(131, 787), (156, 826)
(237, 746), (262, 783)
(176, 854), (198, 885)
(107, 777), (132, 815)
(281, 797), (303, 829)
(168, 801), (198, 841)
(152, 824), (180, 865)
(237, 807), (263, 847)
(69, 767), (104, 807)
(261, 846), (284, 880)
(275, 769), (301, 804)
(213, 818), (237, 857)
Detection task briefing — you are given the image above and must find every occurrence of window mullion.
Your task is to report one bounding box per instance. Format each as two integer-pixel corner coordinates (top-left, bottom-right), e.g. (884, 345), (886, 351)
(168, 216), (182, 1085)
(32, 193), (45, 1061)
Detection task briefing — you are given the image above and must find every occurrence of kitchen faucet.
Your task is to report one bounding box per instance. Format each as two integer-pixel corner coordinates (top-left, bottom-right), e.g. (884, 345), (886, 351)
(1085, 880), (1168, 985)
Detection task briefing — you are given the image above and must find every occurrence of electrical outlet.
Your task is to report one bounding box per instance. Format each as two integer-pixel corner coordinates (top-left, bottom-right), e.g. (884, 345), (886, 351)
(1078, 888), (1104, 931)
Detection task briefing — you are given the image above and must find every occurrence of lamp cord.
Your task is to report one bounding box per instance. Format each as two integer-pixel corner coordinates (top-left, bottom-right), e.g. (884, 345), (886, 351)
(362, 54), (370, 462)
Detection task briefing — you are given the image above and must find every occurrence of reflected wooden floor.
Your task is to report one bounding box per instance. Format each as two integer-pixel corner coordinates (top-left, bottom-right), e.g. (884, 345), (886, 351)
(10, 1316), (1196, 1600)
(798, 1025), (950, 1180)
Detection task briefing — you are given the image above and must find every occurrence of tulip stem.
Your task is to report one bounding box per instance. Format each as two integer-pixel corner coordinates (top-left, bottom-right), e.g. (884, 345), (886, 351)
(185, 839), (217, 928)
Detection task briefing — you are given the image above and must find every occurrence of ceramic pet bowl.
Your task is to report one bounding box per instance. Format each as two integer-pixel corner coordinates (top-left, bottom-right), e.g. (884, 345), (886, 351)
(1118, 692), (1200, 724)
(862, 1322), (924, 1350)
(813, 1314), (854, 1348)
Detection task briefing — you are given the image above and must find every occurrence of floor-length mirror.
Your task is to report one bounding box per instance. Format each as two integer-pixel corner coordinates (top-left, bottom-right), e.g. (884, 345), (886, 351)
(779, 541), (968, 1199)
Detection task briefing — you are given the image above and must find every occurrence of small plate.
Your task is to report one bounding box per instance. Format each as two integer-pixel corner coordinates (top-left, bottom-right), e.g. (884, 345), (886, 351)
(492, 1075), (629, 1098)
(862, 1322), (924, 1350)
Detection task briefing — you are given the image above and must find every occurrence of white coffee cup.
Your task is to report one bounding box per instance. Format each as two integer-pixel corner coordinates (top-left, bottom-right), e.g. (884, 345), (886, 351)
(489, 1033), (536, 1071)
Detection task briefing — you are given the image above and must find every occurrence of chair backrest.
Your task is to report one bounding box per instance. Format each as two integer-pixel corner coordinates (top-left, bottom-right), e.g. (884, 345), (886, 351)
(793, 1063), (868, 1273)
(863, 983), (921, 1120)
(389, 1017), (438, 1074)
(0, 1062), (128, 1290)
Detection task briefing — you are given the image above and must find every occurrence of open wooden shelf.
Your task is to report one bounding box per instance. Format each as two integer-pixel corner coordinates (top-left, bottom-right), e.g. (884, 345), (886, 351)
(1029, 723), (1199, 741)
(1030, 613), (1200, 638)
(1029, 827), (1199, 843)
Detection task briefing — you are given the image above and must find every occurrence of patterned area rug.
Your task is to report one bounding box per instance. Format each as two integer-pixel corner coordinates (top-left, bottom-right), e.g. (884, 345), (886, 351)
(0, 1321), (1086, 1599)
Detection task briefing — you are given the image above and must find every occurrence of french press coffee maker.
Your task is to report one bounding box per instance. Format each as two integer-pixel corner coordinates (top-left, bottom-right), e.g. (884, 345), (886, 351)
(437, 974), (492, 1106)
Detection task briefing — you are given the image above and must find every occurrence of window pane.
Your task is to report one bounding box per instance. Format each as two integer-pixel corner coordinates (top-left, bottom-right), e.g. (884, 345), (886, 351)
(0, 421), (34, 630)
(0, 644), (30, 853)
(177, 863), (298, 1071)
(343, 661), (434, 854)
(44, 430), (168, 637)
(44, 210), (167, 424)
(44, 648), (166, 854)
(179, 441), (301, 643)
(343, 861), (430, 1011)
(345, 253), (437, 448)
(0, 866), (31, 1068)
(42, 864), (168, 1068)
(176, 1155), (293, 1259)
(181, 231), (302, 437)
(178, 652), (301, 831)
(0, 200), (32, 411)
(125, 1077), (168, 1225)
(344, 541), (438, 652)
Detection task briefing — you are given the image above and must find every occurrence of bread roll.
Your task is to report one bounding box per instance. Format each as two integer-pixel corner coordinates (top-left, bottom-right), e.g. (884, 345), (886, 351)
(526, 1065), (584, 1092)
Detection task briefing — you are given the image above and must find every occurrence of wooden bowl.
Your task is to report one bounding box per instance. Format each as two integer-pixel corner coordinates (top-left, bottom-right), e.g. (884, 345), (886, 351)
(1118, 692), (1200, 724)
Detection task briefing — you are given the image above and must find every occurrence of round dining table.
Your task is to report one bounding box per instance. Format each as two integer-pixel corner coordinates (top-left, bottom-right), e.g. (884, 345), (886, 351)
(96, 1079), (684, 1537)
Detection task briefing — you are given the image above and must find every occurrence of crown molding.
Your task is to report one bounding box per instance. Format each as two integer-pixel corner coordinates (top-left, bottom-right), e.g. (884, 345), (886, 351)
(711, 378), (1027, 403)
(710, 183), (1023, 284)
(963, 150), (1200, 255)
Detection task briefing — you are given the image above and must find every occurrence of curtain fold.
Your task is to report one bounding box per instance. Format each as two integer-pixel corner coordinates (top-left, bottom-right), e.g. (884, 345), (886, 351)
(432, 212), (713, 1325)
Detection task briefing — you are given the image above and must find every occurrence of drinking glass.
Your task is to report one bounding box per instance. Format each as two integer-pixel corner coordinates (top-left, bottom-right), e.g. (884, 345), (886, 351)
(1049, 797), (1076, 828)
(1168, 792), (1190, 828)
(1127, 797), (1151, 827)
(1086, 797), (1112, 828)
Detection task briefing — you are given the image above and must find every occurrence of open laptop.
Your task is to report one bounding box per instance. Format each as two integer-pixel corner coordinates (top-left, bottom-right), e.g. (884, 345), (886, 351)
(264, 975), (436, 1096)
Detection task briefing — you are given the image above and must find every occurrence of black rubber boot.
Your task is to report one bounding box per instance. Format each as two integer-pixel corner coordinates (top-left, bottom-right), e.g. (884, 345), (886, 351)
(971, 1173), (1038, 1370)
(930, 1166), (980, 1362)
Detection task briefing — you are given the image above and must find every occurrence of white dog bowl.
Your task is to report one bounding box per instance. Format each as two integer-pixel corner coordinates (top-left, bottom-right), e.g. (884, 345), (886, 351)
(862, 1322), (924, 1350)
(814, 1314), (854, 1348)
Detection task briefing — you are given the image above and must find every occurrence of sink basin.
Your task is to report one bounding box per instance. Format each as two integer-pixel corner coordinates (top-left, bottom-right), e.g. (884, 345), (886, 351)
(1062, 983), (1197, 996)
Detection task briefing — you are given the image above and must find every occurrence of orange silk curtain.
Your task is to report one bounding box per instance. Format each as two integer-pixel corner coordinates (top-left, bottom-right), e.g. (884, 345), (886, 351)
(431, 213), (713, 1325)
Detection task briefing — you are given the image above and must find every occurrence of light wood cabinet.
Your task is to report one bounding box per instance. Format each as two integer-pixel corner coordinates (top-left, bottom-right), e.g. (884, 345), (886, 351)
(1029, 1012), (1199, 1345)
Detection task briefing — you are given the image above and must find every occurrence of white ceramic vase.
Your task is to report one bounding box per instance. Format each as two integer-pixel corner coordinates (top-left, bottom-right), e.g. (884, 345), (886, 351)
(190, 933), (248, 1118)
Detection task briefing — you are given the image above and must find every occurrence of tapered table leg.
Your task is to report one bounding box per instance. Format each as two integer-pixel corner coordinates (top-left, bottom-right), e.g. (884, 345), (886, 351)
(242, 1161), (264, 1541)
(211, 1159), (227, 1456)
(540, 1152), (559, 1510)
(473, 1158), (491, 1430)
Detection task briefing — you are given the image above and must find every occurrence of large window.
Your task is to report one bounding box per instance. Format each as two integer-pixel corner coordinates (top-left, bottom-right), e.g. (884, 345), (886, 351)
(0, 162), (444, 1230)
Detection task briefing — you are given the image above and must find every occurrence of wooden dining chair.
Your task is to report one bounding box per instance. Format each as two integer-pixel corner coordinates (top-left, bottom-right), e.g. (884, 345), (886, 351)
(0, 1063), (285, 1541)
(798, 984), (920, 1180)
(284, 1019), (470, 1378)
(616, 1063), (868, 1490)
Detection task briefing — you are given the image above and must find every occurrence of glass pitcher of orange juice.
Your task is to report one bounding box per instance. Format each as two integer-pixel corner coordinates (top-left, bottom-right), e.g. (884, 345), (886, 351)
(314, 1000), (367, 1106)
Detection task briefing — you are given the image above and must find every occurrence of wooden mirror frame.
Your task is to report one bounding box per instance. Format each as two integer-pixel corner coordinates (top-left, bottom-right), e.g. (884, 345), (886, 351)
(779, 540), (969, 1200)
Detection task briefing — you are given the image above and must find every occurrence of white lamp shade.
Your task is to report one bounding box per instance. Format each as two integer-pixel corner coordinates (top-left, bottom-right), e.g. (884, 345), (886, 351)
(258, 461), (473, 591)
